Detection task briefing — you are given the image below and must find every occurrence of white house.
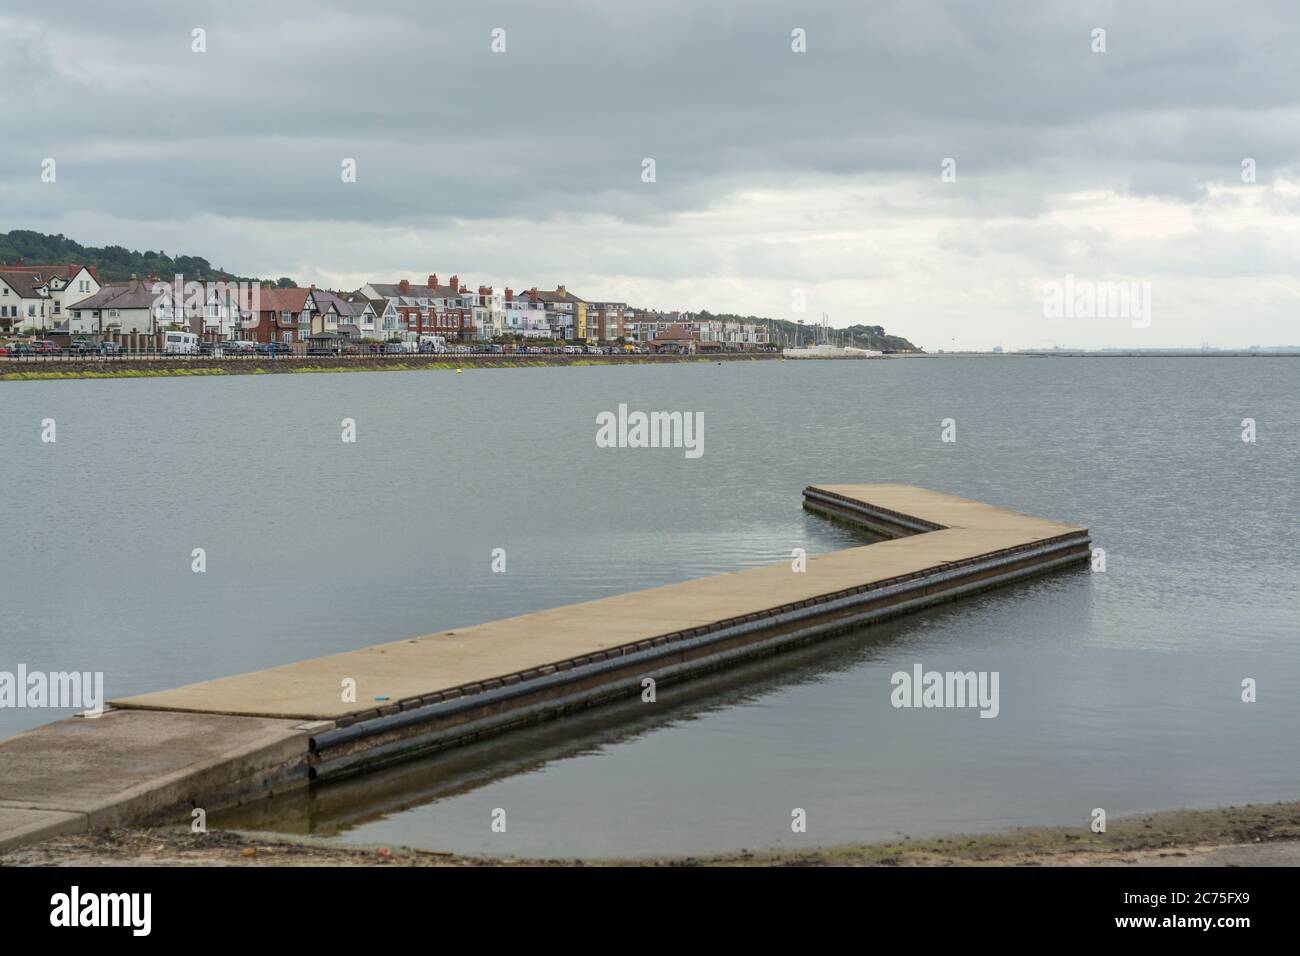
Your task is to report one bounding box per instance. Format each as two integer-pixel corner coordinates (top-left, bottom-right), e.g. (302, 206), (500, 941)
(0, 264), (101, 333)
(502, 288), (551, 338)
(470, 284), (505, 340)
(333, 294), (376, 339)
(67, 276), (166, 334)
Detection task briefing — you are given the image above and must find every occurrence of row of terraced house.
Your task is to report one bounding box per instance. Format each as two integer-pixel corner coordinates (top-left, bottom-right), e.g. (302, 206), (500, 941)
(0, 263), (772, 351)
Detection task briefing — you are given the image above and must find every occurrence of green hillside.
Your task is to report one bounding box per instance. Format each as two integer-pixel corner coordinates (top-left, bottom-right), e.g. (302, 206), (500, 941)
(697, 311), (919, 352)
(0, 230), (291, 285)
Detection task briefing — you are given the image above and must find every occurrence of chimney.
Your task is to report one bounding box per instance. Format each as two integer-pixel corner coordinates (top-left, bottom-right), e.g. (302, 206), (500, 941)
(505, 288), (514, 302)
(529, 287), (538, 296)
(448, 274), (458, 291)
(128, 273), (140, 292)
(478, 285), (490, 296)
(428, 274), (438, 289)
(87, 265), (99, 281)
(557, 284), (565, 296)
(399, 278), (411, 294)
(309, 283), (315, 290)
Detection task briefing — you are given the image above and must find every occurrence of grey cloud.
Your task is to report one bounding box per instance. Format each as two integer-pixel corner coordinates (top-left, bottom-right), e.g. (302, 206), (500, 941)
(4, 0), (1300, 227)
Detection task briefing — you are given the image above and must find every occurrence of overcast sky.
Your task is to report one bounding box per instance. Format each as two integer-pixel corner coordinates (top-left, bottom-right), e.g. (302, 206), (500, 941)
(3, 0), (1298, 349)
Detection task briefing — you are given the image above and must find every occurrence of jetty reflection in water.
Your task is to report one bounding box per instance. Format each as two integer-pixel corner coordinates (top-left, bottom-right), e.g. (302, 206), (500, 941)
(216, 571), (1082, 847)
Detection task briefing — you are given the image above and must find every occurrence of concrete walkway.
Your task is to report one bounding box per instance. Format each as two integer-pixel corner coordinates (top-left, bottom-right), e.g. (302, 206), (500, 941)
(0, 484), (1088, 850)
(109, 484), (1085, 721)
(0, 710), (317, 850)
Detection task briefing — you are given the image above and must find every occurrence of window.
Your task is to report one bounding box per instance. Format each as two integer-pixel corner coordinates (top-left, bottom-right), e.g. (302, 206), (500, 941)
(28, 305), (35, 317)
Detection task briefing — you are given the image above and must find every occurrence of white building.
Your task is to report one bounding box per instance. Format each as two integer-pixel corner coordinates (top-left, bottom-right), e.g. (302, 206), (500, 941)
(502, 289), (550, 338)
(0, 264), (100, 333)
(67, 276), (166, 334)
(470, 284), (505, 339)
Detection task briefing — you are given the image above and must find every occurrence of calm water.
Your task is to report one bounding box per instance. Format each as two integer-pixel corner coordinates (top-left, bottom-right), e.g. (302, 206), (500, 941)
(1, 357), (1297, 857)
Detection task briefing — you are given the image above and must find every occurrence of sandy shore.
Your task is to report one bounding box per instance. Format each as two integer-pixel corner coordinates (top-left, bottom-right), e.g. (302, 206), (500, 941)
(4, 801), (1298, 867)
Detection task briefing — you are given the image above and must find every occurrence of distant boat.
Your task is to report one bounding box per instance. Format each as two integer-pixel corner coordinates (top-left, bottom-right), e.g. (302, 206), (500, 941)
(782, 343), (882, 359)
(783, 313), (882, 358)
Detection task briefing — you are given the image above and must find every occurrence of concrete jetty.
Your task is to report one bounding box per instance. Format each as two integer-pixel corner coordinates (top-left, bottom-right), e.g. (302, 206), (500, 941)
(0, 484), (1089, 849)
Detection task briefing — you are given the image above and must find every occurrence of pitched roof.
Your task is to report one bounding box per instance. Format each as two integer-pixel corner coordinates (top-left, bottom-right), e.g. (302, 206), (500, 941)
(0, 270), (52, 298)
(649, 324), (696, 343)
(308, 288), (355, 314)
(257, 287), (311, 312)
(532, 287), (585, 304)
(368, 281), (462, 300)
(334, 298), (370, 318)
(0, 264), (90, 282)
(70, 279), (159, 311)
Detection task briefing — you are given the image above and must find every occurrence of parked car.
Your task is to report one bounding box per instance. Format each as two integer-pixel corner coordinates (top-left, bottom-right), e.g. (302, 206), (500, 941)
(97, 341), (123, 355)
(0, 342), (35, 356)
(32, 340), (61, 355)
(197, 341), (225, 356)
(383, 342), (406, 354)
(256, 341), (292, 355)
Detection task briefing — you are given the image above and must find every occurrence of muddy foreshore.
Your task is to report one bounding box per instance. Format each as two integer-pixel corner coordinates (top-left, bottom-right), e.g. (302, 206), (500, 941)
(4, 801), (1298, 867)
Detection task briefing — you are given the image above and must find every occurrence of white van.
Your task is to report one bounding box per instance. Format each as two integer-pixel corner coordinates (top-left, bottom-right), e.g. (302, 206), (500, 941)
(163, 331), (199, 354)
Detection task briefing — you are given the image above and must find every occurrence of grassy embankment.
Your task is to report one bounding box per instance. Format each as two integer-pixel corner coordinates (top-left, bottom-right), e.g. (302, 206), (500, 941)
(0, 356), (726, 382)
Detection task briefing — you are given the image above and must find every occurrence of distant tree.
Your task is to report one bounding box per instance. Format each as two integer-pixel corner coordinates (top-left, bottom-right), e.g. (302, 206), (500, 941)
(275, 277), (296, 288)
(0, 229), (254, 284)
